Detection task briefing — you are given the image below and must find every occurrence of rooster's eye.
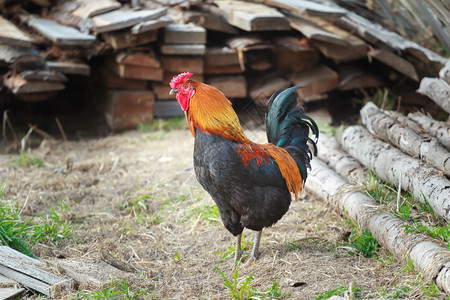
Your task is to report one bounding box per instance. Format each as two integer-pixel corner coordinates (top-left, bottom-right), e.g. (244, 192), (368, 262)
(183, 84), (188, 88)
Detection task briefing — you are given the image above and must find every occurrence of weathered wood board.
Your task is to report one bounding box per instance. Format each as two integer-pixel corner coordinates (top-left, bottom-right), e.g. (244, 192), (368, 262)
(92, 8), (166, 33)
(262, 0), (347, 18)
(0, 45), (42, 65)
(71, 0), (121, 19)
(0, 16), (33, 47)
(368, 49), (419, 81)
(100, 68), (148, 90)
(103, 90), (155, 130)
(101, 29), (157, 49)
(206, 75), (247, 98)
(131, 16), (172, 34)
(45, 60), (91, 76)
(337, 64), (381, 91)
(292, 64), (339, 100)
(274, 36), (319, 72)
(162, 56), (203, 74)
(4, 74), (66, 95)
(154, 100), (184, 118)
(213, 0), (290, 31)
(107, 58), (163, 81)
(0, 247), (72, 298)
(204, 47), (240, 67)
(27, 17), (96, 46)
(250, 75), (289, 102)
(160, 44), (206, 55)
(163, 23), (206, 44)
(115, 51), (161, 68)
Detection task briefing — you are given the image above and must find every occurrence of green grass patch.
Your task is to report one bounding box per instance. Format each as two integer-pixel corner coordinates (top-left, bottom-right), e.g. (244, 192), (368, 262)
(138, 117), (188, 132)
(75, 279), (153, 299)
(313, 284), (362, 300)
(13, 152), (45, 168)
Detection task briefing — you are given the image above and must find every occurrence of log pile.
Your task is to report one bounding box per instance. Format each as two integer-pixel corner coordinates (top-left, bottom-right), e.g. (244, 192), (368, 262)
(0, 0), (448, 131)
(306, 99), (450, 292)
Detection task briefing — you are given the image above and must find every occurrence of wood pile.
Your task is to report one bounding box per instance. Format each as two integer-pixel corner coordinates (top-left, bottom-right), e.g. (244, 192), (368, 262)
(0, 0), (448, 131)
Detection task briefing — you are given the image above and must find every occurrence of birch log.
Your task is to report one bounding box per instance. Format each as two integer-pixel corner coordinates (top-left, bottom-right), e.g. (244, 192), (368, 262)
(341, 125), (450, 222)
(361, 102), (450, 176)
(317, 134), (368, 183)
(417, 77), (450, 114)
(305, 159), (450, 293)
(408, 111), (450, 151)
(439, 59), (450, 85)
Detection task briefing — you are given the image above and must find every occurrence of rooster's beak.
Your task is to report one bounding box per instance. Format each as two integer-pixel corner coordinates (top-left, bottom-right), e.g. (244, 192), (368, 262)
(169, 89), (178, 95)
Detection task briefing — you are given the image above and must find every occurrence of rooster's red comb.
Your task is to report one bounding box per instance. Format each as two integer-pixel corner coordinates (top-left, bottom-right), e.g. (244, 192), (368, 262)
(170, 72), (193, 89)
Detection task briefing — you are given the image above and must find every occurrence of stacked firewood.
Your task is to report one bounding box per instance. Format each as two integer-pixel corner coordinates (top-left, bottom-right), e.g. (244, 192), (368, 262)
(0, 0), (448, 131)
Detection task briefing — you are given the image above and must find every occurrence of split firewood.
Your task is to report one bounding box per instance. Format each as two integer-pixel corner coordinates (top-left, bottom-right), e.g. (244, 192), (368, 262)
(439, 59), (450, 85)
(341, 125), (450, 222)
(361, 102), (450, 176)
(305, 159), (450, 293)
(316, 134), (367, 183)
(408, 111), (450, 151)
(417, 77), (450, 114)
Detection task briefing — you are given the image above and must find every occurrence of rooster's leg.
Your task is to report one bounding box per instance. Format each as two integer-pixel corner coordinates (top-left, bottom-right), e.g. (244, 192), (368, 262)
(243, 230), (262, 268)
(234, 233), (242, 263)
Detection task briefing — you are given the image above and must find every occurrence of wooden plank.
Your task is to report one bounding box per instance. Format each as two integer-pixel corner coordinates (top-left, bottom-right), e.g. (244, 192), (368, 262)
(0, 247), (71, 298)
(291, 64), (338, 100)
(20, 70), (67, 82)
(0, 16), (33, 47)
(184, 10), (239, 35)
(0, 288), (25, 299)
(115, 51), (161, 68)
(45, 61), (90, 76)
(274, 36), (319, 72)
(204, 47), (240, 67)
(213, 0), (290, 31)
(100, 68), (147, 90)
(92, 8), (166, 33)
(131, 16), (172, 34)
(161, 56), (203, 74)
(337, 64), (381, 90)
(288, 16), (350, 46)
(101, 29), (157, 49)
(311, 39), (367, 63)
(163, 23), (206, 45)
(249, 75), (289, 103)
(27, 17), (96, 46)
(103, 90), (155, 130)
(154, 100), (184, 118)
(262, 0), (347, 18)
(0, 45), (42, 65)
(4, 75), (65, 95)
(107, 58), (163, 81)
(71, 0), (121, 19)
(160, 44), (206, 55)
(206, 75), (247, 98)
(204, 65), (243, 75)
(0, 274), (20, 288)
(368, 49), (419, 81)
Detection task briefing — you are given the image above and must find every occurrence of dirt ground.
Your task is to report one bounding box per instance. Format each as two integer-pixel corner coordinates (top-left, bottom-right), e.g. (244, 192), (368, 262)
(0, 125), (447, 299)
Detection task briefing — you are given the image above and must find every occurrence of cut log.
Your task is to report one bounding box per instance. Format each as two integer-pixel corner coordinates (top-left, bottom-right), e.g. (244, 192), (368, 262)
(92, 8), (166, 33)
(107, 58), (163, 81)
(439, 59), (450, 85)
(206, 75), (247, 98)
(408, 111), (450, 151)
(305, 159), (450, 293)
(161, 56), (203, 74)
(0, 16), (33, 47)
(159, 44), (206, 55)
(163, 23), (206, 45)
(101, 29), (157, 49)
(0, 246), (72, 298)
(45, 60), (91, 76)
(274, 36), (319, 72)
(316, 134), (368, 183)
(368, 49), (419, 81)
(361, 102), (450, 176)
(103, 90), (155, 131)
(27, 17), (96, 46)
(417, 77), (450, 114)
(341, 125), (450, 222)
(291, 64), (338, 101)
(213, 0), (290, 31)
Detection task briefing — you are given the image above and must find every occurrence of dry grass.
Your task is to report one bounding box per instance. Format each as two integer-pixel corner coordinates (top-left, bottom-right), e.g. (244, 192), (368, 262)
(0, 129), (446, 299)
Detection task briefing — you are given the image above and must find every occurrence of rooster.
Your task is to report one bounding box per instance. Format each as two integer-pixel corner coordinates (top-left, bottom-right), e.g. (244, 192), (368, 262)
(169, 72), (318, 266)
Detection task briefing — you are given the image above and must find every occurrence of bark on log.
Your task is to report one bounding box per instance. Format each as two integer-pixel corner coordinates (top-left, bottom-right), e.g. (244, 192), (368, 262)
(440, 59), (450, 85)
(361, 102), (450, 176)
(341, 125), (450, 222)
(408, 111), (450, 151)
(417, 77), (450, 114)
(305, 159), (450, 293)
(317, 134), (368, 183)
(384, 110), (427, 134)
